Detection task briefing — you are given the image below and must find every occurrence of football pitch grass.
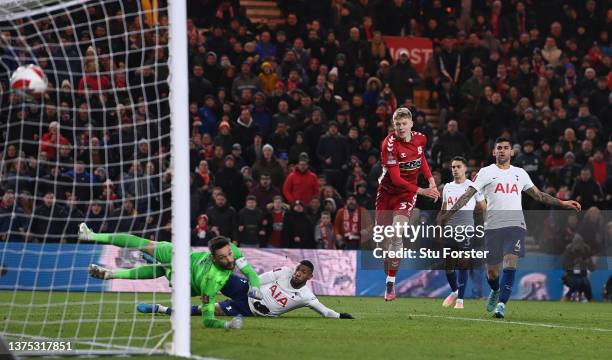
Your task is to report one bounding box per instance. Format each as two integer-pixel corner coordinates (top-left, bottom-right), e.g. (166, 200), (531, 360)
(2, 291), (612, 359)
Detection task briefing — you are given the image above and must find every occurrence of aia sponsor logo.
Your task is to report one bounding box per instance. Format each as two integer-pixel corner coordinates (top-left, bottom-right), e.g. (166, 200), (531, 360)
(269, 284), (288, 307)
(494, 183), (519, 194)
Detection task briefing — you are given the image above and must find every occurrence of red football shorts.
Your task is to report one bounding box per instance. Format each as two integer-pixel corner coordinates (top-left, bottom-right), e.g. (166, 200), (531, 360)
(375, 189), (417, 226)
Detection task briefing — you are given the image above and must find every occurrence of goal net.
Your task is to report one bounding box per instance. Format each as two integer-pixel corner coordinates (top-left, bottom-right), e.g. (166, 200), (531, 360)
(0, 0), (191, 356)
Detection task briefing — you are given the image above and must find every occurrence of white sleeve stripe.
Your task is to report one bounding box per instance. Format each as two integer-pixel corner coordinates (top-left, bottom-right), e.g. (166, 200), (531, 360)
(236, 257), (248, 269)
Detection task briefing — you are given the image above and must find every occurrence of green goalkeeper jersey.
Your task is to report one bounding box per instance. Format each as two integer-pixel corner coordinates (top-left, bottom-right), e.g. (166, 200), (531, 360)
(154, 242), (260, 328)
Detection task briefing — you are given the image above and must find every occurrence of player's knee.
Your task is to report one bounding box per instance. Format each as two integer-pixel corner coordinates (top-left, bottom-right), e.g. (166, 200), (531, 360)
(487, 267), (499, 279)
(503, 254), (518, 269)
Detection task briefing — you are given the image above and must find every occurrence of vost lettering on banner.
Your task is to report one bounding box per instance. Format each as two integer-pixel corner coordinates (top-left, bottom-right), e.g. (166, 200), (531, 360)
(383, 36), (433, 73)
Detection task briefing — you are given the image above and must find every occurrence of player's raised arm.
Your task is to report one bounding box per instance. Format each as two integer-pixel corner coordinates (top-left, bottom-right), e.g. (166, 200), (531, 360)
(523, 186), (581, 211)
(229, 243), (262, 299)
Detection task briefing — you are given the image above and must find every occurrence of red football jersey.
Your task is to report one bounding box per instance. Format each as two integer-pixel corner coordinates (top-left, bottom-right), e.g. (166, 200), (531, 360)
(378, 131), (432, 194)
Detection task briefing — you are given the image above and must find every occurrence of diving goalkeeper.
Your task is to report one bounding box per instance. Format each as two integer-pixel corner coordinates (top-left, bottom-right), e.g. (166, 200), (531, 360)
(78, 223), (261, 329)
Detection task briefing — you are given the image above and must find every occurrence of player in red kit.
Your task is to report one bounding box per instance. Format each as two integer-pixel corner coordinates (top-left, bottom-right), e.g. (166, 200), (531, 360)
(376, 107), (440, 301)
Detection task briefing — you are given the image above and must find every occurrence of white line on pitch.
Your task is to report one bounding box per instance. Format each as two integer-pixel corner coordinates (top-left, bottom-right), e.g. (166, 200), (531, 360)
(410, 314), (612, 333)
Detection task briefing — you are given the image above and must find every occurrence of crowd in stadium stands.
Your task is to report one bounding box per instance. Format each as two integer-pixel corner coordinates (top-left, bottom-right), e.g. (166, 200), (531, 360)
(0, 0), (611, 256)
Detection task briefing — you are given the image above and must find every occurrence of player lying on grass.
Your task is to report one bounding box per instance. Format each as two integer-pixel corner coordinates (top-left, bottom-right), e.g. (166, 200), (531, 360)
(79, 223), (261, 329)
(439, 137), (580, 319)
(440, 156), (486, 310)
(137, 260), (354, 319)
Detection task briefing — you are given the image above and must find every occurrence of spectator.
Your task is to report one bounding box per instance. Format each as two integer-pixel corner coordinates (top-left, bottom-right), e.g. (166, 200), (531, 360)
(237, 195), (265, 247)
(268, 121), (293, 155)
(483, 92), (516, 140)
(251, 144), (285, 187)
(205, 192), (237, 239)
(214, 155), (246, 210)
(314, 210), (336, 249)
(230, 143), (246, 170)
(283, 153), (320, 204)
(214, 120), (234, 155)
(63, 161), (95, 202)
(107, 197), (144, 234)
(557, 152), (581, 188)
(188, 64), (213, 103)
(589, 150), (608, 186)
(288, 131), (310, 165)
(232, 108), (260, 149)
(571, 168), (603, 210)
(258, 62), (278, 96)
(255, 31), (276, 61)
(317, 121), (350, 192)
(514, 140), (544, 187)
(574, 139), (594, 166)
(196, 95), (218, 136)
(32, 192), (67, 242)
(249, 173), (281, 211)
(2, 158), (34, 195)
(39, 122), (70, 161)
(63, 193), (85, 242)
(573, 104), (602, 138)
(282, 200), (315, 248)
(191, 214), (213, 246)
(120, 162), (156, 212)
(0, 190), (27, 242)
(85, 200), (108, 233)
(355, 181), (374, 209)
(263, 195), (287, 248)
(251, 93), (273, 139)
(544, 143), (566, 173)
(333, 194), (370, 250)
(541, 37), (562, 66)
(231, 61), (260, 101)
(389, 50), (420, 103)
(431, 120), (471, 166)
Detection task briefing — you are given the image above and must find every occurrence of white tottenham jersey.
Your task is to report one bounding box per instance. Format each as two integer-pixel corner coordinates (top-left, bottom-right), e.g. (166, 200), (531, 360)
(442, 179), (484, 227)
(470, 164), (535, 230)
(248, 266), (340, 318)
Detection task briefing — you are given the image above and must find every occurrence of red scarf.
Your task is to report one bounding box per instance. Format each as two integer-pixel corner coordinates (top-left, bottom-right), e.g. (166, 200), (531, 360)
(342, 208), (359, 235)
(320, 223), (335, 249)
(197, 170), (210, 185)
(195, 224), (208, 234)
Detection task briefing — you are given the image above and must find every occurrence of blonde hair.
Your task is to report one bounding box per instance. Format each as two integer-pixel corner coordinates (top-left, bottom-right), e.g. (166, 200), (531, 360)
(392, 107), (412, 123)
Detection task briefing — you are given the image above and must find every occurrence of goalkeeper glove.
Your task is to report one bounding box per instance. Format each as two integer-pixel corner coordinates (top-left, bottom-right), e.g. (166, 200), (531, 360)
(339, 313), (354, 319)
(247, 286), (263, 300)
(225, 315), (243, 329)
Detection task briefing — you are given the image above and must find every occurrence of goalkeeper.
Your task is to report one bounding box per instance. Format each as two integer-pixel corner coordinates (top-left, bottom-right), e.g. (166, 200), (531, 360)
(78, 223), (261, 329)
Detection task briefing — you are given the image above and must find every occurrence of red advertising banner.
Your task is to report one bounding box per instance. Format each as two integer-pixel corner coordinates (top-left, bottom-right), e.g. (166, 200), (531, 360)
(383, 36), (434, 73)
